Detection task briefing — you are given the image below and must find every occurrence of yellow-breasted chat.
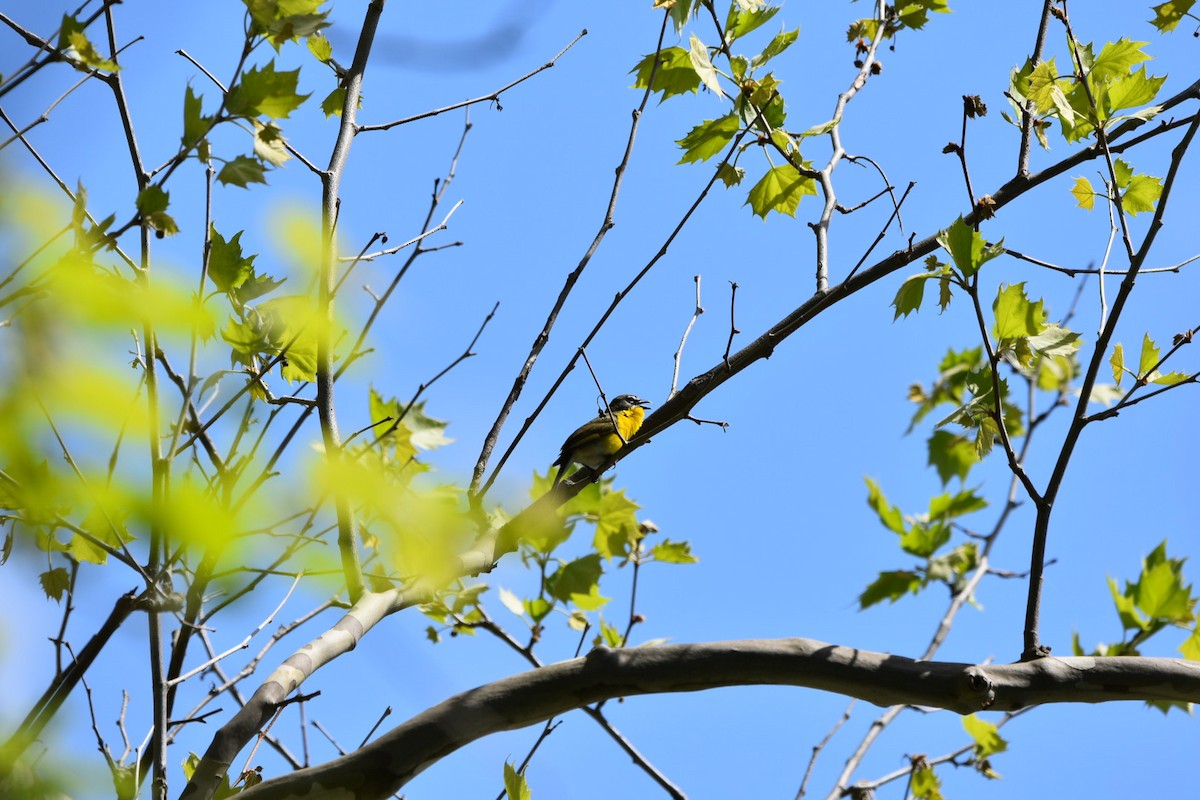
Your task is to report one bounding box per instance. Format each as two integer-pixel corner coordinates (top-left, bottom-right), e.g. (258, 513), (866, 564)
(551, 394), (651, 488)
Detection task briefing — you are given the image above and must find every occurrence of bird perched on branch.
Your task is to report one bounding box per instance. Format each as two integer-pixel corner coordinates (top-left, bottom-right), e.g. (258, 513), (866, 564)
(551, 394), (651, 488)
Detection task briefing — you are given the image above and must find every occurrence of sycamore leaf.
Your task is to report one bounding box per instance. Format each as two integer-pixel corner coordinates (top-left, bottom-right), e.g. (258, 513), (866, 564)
(1106, 67), (1166, 115)
(963, 714), (1009, 759)
(1071, 176), (1095, 210)
(253, 121), (291, 167)
(859, 570), (922, 609)
(307, 32), (332, 62)
(1138, 332), (1161, 376)
(60, 14), (119, 72)
(993, 283), (1045, 340)
(503, 763), (531, 800)
(687, 34), (723, 95)
(651, 539), (699, 564)
(547, 554), (603, 604)
(1120, 173), (1163, 215)
(1150, 0), (1197, 33)
(911, 762), (944, 800)
(40, 567), (71, 602)
(725, 4), (780, 43)
(1110, 343), (1125, 385)
(136, 185), (179, 236)
(716, 163), (745, 187)
(630, 47), (701, 102)
(892, 274), (932, 320)
(676, 115), (740, 164)
(208, 227), (256, 293)
(182, 86), (211, 150)
(865, 477), (906, 535)
(753, 28), (800, 68)
(1027, 323), (1081, 358)
(928, 430), (978, 485)
(937, 217), (1003, 278)
(1089, 39), (1152, 84)
(745, 163), (816, 219)
(227, 60), (310, 119)
(218, 155), (268, 189)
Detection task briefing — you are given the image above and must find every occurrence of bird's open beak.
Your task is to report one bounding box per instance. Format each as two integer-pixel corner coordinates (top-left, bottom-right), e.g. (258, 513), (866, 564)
(635, 398), (652, 409)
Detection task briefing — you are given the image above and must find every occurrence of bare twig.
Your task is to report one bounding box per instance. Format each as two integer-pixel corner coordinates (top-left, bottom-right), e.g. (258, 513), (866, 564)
(670, 276), (704, 398)
(358, 30), (587, 132)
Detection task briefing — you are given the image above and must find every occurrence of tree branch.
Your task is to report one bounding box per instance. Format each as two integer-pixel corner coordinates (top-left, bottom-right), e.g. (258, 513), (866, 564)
(235, 639), (1200, 800)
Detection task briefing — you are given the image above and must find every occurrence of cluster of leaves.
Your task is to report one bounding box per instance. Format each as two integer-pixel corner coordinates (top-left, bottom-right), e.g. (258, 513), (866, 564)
(424, 473), (696, 650)
(1004, 38), (1165, 149)
(633, 0), (951, 218)
(896, 219), (1083, 464)
(859, 478), (984, 608)
(908, 714), (1009, 800)
(1076, 541), (1198, 658)
(845, 0), (951, 46)
(139, 0), (336, 233)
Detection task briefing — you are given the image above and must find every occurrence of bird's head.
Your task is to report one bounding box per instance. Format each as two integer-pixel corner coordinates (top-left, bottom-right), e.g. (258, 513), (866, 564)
(609, 394), (651, 412)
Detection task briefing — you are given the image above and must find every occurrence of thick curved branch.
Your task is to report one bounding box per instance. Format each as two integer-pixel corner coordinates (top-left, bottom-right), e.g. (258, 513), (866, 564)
(236, 639), (1200, 800)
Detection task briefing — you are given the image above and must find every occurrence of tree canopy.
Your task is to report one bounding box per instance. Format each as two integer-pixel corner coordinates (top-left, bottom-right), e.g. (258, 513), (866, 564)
(1, 1), (1199, 798)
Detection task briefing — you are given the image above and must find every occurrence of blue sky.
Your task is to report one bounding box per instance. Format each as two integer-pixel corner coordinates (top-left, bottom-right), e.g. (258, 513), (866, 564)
(2, 0), (1199, 797)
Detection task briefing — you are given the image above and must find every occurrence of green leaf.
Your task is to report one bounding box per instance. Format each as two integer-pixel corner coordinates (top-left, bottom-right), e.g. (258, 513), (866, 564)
(1152, 371), (1191, 386)
(547, 554), (603, 604)
(1120, 172), (1163, 215)
(745, 163), (816, 219)
(1109, 575), (1148, 631)
(911, 762), (944, 800)
(929, 489), (987, 520)
(859, 570), (922, 609)
(892, 273), (932, 320)
(307, 32), (332, 62)
(630, 47), (702, 102)
(1071, 176), (1095, 210)
(253, 121), (291, 167)
(753, 28), (800, 68)
(927, 430), (978, 485)
(208, 227), (256, 293)
(963, 714), (1009, 759)
(498, 587), (525, 618)
(233, 271), (286, 305)
(593, 489), (641, 560)
(60, 14), (119, 72)
(993, 282), (1045, 340)
(1027, 323), (1081, 358)
(218, 155), (269, 189)
(1110, 343), (1125, 385)
(716, 163), (745, 187)
(136, 185), (179, 236)
(651, 539), (699, 564)
(1132, 541), (1194, 623)
(1090, 39), (1152, 83)
(503, 763), (531, 800)
(865, 477), (905, 535)
(1105, 67), (1165, 115)
(725, 4), (780, 42)
(40, 567), (70, 602)
(676, 115), (740, 165)
(687, 34), (723, 96)
(1150, 0), (1197, 32)
(1180, 626), (1200, 661)
(1138, 332), (1161, 377)
(182, 86), (211, 151)
(227, 60), (309, 119)
(900, 522), (950, 558)
(1027, 58), (1072, 120)
(524, 597), (552, 622)
(937, 217), (1003, 278)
